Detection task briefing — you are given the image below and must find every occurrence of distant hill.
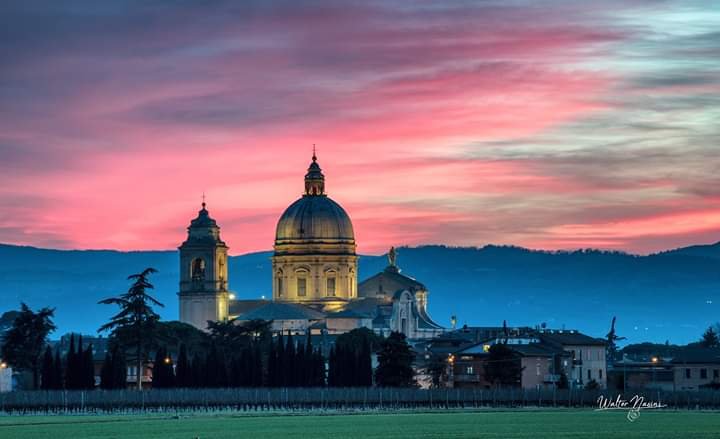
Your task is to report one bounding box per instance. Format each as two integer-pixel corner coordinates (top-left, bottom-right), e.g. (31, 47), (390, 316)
(0, 243), (718, 345)
(657, 241), (720, 260)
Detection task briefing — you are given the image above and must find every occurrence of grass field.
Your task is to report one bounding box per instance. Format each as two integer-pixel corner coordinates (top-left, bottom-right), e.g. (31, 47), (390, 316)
(0, 410), (718, 439)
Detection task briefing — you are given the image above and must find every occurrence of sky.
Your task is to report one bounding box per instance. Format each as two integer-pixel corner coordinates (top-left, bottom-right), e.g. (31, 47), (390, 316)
(1, 0), (719, 255)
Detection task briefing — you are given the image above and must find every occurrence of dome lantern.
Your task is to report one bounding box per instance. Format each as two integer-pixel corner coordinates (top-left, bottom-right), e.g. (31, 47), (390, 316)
(304, 148), (325, 196)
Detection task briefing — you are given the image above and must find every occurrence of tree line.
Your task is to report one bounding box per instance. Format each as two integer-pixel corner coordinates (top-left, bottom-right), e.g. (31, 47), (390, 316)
(1, 268), (418, 390)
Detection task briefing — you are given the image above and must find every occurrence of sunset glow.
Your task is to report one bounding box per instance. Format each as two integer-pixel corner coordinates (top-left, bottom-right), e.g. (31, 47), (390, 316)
(2, 1), (719, 254)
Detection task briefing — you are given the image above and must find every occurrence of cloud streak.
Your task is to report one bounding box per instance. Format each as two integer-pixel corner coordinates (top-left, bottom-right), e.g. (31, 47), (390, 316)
(0, 0), (718, 254)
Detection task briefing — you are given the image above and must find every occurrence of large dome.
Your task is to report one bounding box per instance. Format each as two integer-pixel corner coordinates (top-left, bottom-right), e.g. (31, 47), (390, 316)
(275, 195), (355, 243)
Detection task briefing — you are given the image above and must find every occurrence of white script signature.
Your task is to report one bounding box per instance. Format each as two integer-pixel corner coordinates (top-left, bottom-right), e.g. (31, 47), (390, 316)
(595, 395), (667, 422)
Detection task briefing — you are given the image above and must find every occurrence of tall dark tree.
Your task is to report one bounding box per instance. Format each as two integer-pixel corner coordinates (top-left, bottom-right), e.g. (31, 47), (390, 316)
(483, 343), (523, 388)
(82, 343), (96, 389)
(100, 351), (114, 390)
(312, 347), (326, 387)
(284, 332), (296, 387)
(357, 338), (373, 387)
(0, 303), (56, 389)
(204, 343), (227, 387)
(52, 349), (64, 390)
(701, 326), (720, 348)
(40, 345), (55, 390)
(606, 316), (626, 362)
(65, 334), (79, 389)
(327, 346), (337, 387)
(175, 344), (191, 387)
(98, 268), (163, 390)
(251, 342), (263, 387)
(374, 332), (415, 388)
(152, 347), (175, 388)
(190, 353), (204, 388)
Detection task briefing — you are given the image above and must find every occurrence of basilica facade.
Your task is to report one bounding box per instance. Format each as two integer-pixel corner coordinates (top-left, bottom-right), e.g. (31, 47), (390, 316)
(178, 153), (445, 340)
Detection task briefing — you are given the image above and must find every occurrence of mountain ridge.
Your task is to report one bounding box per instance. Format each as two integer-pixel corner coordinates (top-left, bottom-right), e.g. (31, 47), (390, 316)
(0, 241), (718, 344)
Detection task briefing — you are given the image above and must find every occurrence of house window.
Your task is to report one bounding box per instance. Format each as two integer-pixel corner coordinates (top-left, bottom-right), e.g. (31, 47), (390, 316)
(466, 366), (474, 374)
(685, 368), (691, 379)
(587, 369), (591, 380)
(326, 277), (336, 296)
(714, 369), (719, 379)
(297, 278), (307, 297)
(701, 369), (708, 379)
(277, 277), (283, 297)
(599, 369), (603, 380)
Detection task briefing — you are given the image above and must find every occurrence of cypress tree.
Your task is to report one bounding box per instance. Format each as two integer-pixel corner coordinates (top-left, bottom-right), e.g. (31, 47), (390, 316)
(315, 348), (326, 387)
(175, 344), (190, 388)
(190, 353), (204, 388)
(328, 346), (336, 387)
(295, 337), (305, 387)
(276, 333), (285, 387)
(358, 338), (373, 387)
(204, 344), (225, 388)
(100, 351), (113, 389)
(40, 345), (54, 390)
(252, 342), (263, 387)
(83, 343), (95, 389)
(52, 349), (64, 390)
(65, 334), (75, 389)
(285, 332), (295, 387)
(111, 345), (127, 389)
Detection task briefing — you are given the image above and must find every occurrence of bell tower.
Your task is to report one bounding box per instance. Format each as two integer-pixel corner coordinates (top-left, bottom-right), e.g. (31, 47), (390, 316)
(178, 202), (230, 330)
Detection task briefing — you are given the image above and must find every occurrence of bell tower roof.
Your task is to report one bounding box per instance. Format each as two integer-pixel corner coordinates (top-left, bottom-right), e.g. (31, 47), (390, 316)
(181, 201), (226, 247)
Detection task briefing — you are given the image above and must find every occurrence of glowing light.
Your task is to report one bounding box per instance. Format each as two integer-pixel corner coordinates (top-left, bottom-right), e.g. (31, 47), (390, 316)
(228, 293), (236, 300)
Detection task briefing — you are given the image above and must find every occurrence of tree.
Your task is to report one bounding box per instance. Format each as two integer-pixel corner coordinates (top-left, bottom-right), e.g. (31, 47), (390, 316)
(100, 351), (114, 390)
(483, 343), (523, 388)
(52, 349), (63, 390)
(585, 379), (600, 390)
(357, 338), (373, 387)
(701, 326), (720, 348)
(557, 372), (569, 390)
(40, 346), (55, 390)
(82, 343), (96, 389)
(330, 328), (378, 387)
(606, 316), (626, 362)
(65, 334), (79, 389)
(98, 268), (164, 390)
(152, 347), (175, 388)
(175, 344), (191, 388)
(374, 332), (416, 387)
(0, 303), (56, 389)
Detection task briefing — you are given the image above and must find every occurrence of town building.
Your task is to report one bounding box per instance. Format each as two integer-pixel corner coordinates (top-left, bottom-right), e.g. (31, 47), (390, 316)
(431, 327), (607, 389)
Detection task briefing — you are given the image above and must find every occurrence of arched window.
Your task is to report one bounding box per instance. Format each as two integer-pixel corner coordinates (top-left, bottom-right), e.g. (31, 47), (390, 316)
(326, 277), (336, 296)
(191, 258), (206, 281)
(295, 268), (310, 297)
(276, 270), (284, 297)
(297, 278), (307, 297)
(325, 268), (337, 297)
